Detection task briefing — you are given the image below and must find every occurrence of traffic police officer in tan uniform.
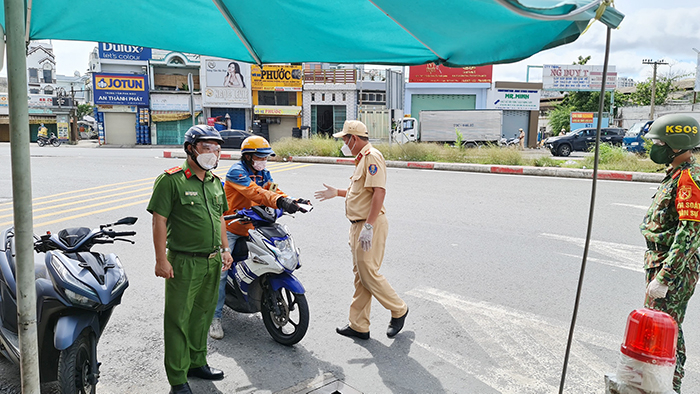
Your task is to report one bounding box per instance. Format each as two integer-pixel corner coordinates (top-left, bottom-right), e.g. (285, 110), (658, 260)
(148, 125), (233, 394)
(641, 114), (700, 393)
(315, 120), (408, 339)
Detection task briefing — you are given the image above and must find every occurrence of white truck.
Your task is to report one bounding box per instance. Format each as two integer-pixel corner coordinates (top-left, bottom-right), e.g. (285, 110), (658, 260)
(395, 110), (502, 146)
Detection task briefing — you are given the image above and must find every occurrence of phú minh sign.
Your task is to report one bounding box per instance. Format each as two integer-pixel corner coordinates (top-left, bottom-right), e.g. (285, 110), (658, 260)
(251, 65), (302, 91)
(93, 73), (149, 105)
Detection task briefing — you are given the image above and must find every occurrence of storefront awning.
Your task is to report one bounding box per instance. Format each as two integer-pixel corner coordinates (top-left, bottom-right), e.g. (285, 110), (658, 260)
(254, 106), (301, 116)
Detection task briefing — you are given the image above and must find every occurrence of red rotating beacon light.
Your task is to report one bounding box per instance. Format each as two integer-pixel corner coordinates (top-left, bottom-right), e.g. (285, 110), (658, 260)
(621, 308), (678, 365)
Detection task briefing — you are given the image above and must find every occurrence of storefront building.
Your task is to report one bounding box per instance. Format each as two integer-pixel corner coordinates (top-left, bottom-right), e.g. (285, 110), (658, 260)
(301, 64), (356, 137)
(404, 64), (492, 135)
(89, 43), (151, 145)
(200, 57), (251, 135)
(487, 81), (542, 147)
(251, 64), (303, 142)
(149, 50), (203, 145)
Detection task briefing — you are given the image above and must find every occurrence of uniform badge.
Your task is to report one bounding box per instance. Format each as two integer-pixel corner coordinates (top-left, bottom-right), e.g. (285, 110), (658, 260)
(164, 166), (182, 174)
(679, 185), (692, 200)
(185, 191), (198, 197)
(368, 164), (378, 175)
(184, 168), (192, 179)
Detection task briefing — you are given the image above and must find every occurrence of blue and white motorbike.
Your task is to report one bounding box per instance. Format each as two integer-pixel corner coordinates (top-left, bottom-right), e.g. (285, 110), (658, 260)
(0, 217), (135, 394)
(224, 204), (310, 346)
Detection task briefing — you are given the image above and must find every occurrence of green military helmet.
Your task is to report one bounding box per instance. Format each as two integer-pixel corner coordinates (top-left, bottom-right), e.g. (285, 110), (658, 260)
(646, 114), (700, 150)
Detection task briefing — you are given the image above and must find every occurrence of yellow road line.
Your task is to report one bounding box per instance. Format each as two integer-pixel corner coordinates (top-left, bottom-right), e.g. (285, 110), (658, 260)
(33, 200), (151, 228)
(0, 176), (156, 207)
(270, 163), (313, 173)
(0, 193), (152, 227)
(0, 187), (153, 219)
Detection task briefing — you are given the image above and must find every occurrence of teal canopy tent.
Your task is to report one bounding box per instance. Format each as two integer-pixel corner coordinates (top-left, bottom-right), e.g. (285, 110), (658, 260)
(3, 0), (622, 66)
(2, 0), (624, 392)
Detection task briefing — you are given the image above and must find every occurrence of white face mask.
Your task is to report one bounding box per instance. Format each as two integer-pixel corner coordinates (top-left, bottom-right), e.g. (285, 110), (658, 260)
(252, 159), (267, 171)
(196, 152), (219, 170)
(341, 137), (354, 156)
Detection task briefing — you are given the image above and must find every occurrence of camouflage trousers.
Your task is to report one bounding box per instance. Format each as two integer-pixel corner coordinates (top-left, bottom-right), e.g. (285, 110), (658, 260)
(645, 265), (699, 393)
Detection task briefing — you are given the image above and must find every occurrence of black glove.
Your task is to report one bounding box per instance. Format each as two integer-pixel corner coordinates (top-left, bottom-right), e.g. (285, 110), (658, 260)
(276, 197), (300, 214)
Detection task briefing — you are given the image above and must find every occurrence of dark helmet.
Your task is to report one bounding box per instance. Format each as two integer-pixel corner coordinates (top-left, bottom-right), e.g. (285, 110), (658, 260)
(645, 114), (700, 150)
(183, 125), (224, 153)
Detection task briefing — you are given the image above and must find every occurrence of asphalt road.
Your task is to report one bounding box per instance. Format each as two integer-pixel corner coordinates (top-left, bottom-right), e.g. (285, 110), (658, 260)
(0, 143), (698, 394)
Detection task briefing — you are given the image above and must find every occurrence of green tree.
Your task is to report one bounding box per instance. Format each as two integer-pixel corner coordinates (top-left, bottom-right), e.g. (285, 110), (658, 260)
(627, 77), (674, 106)
(549, 104), (575, 134)
(76, 103), (94, 120)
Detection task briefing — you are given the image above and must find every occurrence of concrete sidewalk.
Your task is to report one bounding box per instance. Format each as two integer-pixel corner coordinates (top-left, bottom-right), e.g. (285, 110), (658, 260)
(162, 149), (665, 183)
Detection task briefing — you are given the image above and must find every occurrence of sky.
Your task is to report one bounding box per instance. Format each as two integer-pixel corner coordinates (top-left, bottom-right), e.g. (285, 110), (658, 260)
(44, 0), (700, 85)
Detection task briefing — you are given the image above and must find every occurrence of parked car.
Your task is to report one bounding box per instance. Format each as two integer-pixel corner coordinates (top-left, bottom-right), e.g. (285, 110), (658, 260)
(220, 129), (253, 149)
(544, 127), (626, 157)
(623, 120), (654, 153)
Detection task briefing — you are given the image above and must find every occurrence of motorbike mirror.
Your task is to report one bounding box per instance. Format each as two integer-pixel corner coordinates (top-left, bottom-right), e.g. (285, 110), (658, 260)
(115, 217), (138, 226)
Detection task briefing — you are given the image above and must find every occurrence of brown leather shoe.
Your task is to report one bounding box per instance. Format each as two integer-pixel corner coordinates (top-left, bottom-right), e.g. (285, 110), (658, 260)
(336, 324), (369, 340)
(387, 307), (409, 338)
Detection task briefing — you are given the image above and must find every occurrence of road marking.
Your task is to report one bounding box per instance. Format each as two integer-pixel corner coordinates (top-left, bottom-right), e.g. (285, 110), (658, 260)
(33, 199), (151, 228)
(559, 253), (644, 273)
(408, 287), (619, 393)
(540, 233), (645, 273)
(612, 203), (648, 210)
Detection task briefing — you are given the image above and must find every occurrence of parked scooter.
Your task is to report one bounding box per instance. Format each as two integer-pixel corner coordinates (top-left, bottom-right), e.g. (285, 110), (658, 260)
(0, 217), (135, 394)
(499, 135), (520, 147)
(37, 132), (62, 147)
(223, 204), (310, 346)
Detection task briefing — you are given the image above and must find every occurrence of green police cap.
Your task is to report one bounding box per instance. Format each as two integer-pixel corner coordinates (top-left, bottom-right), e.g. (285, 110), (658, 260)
(645, 114), (700, 150)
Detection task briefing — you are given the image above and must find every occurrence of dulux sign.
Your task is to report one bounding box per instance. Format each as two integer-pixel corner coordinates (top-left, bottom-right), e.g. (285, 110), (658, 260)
(98, 43), (151, 61)
(93, 73), (149, 105)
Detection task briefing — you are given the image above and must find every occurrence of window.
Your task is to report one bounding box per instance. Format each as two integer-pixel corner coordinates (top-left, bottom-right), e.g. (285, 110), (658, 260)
(332, 93), (336, 101)
(311, 93), (315, 102)
(321, 93), (325, 101)
(28, 69), (38, 83)
(29, 88), (40, 94)
(342, 93), (346, 101)
(43, 86), (53, 95)
(257, 91), (296, 106)
(43, 69), (52, 83)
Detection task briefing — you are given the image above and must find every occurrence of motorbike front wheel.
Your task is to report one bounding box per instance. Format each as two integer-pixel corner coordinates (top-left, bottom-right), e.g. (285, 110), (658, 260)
(57, 331), (96, 394)
(261, 288), (309, 346)
(51, 138), (62, 147)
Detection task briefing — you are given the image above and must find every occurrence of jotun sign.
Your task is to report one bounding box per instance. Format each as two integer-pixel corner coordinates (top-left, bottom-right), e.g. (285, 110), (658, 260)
(93, 73), (149, 105)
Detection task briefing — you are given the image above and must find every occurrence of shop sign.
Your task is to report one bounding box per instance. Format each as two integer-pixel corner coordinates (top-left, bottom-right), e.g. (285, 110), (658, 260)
(542, 65), (617, 91)
(56, 114), (70, 140)
(201, 57), (252, 107)
(490, 89), (540, 111)
(409, 63), (492, 83)
(98, 43), (151, 61)
(251, 65), (302, 91)
(28, 94), (53, 108)
(93, 73), (149, 105)
(570, 111), (610, 130)
(254, 106), (301, 116)
(151, 93), (202, 111)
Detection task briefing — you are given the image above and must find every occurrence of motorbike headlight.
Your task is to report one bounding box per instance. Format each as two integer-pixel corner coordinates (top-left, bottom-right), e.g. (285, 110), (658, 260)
(111, 257), (129, 295)
(272, 237), (299, 271)
(631, 142), (639, 146)
(50, 254), (99, 305)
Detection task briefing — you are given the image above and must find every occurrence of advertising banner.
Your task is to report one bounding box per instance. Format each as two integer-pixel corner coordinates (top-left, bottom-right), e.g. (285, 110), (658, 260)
(93, 73), (149, 105)
(151, 93), (202, 111)
(98, 43), (152, 61)
(542, 65), (617, 91)
(490, 89), (540, 111)
(253, 106), (302, 116)
(409, 63), (492, 83)
(201, 57), (252, 107)
(570, 112), (610, 130)
(56, 114), (70, 140)
(251, 65), (303, 91)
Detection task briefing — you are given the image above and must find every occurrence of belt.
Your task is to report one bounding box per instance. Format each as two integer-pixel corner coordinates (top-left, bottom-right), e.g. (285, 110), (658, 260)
(170, 249), (219, 259)
(349, 219), (365, 224)
(646, 241), (670, 252)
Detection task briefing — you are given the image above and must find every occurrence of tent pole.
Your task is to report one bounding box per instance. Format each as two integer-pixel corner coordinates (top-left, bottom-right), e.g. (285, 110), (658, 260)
(5, 0), (41, 392)
(558, 26), (612, 394)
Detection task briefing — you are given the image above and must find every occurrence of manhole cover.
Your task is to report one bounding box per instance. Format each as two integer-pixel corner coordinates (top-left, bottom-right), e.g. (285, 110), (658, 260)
(307, 380), (362, 394)
(276, 373), (363, 394)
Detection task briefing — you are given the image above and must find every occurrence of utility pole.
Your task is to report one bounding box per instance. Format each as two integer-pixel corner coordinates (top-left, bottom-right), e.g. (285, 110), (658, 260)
(70, 85), (78, 143)
(642, 59), (668, 119)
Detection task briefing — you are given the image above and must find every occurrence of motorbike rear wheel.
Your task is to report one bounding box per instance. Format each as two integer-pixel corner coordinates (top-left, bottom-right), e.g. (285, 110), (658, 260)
(37, 139), (45, 147)
(261, 288), (309, 346)
(57, 331), (96, 394)
(51, 138), (62, 147)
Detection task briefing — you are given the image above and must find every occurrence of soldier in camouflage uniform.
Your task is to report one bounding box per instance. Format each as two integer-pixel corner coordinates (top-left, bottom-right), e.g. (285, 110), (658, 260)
(641, 114), (700, 393)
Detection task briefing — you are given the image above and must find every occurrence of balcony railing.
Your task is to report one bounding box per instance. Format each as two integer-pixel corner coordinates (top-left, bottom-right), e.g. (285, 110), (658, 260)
(303, 69), (357, 85)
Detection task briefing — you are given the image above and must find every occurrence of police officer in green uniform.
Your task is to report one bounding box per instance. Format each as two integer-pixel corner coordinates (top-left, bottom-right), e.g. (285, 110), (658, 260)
(641, 114), (700, 393)
(148, 125), (234, 394)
